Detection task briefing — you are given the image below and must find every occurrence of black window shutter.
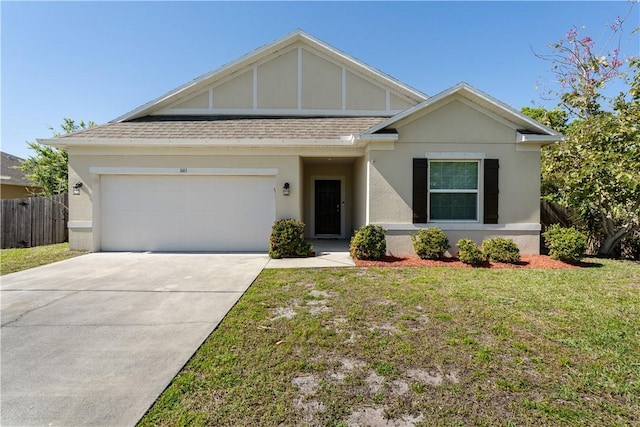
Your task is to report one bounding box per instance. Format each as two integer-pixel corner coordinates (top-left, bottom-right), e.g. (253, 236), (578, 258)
(483, 159), (499, 224)
(413, 158), (428, 223)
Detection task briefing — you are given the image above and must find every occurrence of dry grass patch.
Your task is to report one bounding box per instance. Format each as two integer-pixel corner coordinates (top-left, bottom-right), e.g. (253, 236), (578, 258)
(139, 259), (640, 426)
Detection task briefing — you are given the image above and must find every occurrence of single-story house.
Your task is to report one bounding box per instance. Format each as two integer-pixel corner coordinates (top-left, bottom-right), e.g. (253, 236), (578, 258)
(41, 30), (563, 255)
(1, 152), (41, 199)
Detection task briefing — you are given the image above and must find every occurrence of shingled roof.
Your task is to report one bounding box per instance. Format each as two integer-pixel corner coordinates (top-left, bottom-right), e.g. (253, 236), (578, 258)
(61, 116), (388, 140)
(1, 152), (33, 186)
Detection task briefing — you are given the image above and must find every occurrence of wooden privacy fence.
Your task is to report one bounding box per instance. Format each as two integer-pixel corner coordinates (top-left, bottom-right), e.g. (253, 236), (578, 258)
(540, 200), (573, 230)
(1, 194), (68, 249)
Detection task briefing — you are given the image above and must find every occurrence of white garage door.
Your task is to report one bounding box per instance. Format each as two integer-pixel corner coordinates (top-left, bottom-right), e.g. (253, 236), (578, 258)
(100, 175), (275, 252)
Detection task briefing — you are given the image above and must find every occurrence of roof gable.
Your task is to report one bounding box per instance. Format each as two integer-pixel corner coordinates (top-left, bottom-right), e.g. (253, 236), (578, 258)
(115, 30), (427, 122)
(364, 82), (564, 138)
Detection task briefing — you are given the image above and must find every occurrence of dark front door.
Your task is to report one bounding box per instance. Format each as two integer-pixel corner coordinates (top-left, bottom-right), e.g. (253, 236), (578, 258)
(315, 180), (341, 235)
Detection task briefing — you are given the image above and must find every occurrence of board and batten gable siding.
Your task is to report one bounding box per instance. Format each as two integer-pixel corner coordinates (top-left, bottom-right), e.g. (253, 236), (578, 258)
(155, 43), (418, 117)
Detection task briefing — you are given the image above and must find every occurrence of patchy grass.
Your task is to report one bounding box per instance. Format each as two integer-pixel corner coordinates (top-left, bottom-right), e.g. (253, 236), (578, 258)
(0, 243), (86, 275)
(139, 259), (640, 426)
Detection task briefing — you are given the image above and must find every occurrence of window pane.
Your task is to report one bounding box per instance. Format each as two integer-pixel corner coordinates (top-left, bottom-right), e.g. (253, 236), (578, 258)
(429, 162), (478, 190)
(430, 193), (477, 220)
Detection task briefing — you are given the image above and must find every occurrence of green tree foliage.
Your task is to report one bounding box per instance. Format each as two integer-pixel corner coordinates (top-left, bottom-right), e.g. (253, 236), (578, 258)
(529, 8), (640, 257)
(520, 107), (568, 134)
(20, 118), (95, 195)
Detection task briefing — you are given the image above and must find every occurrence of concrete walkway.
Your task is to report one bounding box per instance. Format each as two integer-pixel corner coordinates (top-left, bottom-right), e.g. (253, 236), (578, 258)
(265, 239), (355, 268)
(1, 252), (269, 427)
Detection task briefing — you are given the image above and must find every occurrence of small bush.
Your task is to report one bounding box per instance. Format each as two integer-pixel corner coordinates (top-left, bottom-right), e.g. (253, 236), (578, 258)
(542, 224), (587, 263)
(350, 225), (387, 260)
(482, 237), (521, 264)
(457, 239), (485, 266)
(412, 228), (450, 259)
(269, 219), (313, 259)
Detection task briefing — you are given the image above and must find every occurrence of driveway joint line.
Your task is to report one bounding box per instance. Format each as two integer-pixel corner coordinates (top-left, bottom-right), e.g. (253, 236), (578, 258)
(1, 290), (81, 327)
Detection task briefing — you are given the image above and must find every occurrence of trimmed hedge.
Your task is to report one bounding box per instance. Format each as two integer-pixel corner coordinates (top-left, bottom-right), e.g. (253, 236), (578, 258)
(542, 224), (587, 263)
(412, 227), (450, 259)
(350, 225), (387, 260)
(457, 239), (486, 266)
(482, 237), (521, 264)
(269, 219), (313, 259)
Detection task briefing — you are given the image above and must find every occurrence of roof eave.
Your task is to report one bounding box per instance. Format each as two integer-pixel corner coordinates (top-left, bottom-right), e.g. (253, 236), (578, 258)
(363, 82), (565, 137)
(38, 137), (367, 149)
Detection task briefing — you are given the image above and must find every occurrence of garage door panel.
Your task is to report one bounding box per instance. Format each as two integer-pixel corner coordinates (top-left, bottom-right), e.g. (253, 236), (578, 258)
(100, 175), (275, 252)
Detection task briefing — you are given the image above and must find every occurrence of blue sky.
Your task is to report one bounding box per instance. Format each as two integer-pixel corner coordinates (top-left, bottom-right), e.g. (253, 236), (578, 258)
(2, 1), (638, 159)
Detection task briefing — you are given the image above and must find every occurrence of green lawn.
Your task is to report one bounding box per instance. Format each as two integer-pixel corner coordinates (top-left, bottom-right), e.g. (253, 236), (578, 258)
(140, 260), (640, 427)
(0, 243), (86, 275)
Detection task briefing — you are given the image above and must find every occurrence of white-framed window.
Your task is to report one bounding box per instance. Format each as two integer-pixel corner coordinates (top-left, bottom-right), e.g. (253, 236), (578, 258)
(428, 160), (480, 221)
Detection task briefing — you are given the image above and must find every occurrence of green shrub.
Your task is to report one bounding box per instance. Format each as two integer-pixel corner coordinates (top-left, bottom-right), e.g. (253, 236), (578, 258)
(542, 224), (587, 263)
(350, 225), (387, 260)
(456, 239), (486, 266)
(412, 227), (450, 259)
(269, 219), (313, 259)
(482, 237), (521, 264)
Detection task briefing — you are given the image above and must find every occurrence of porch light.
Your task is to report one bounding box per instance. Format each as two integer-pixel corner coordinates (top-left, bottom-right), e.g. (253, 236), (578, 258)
(283, 182), (290, 196)
(72, 181), (83, 195)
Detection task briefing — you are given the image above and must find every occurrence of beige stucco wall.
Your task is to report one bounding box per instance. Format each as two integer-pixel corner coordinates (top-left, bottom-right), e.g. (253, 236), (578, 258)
(352, 155), (367, 232)
(368, 97), (542, 255)
(67, 148), (304, 251)
(386, 228), (540, 257)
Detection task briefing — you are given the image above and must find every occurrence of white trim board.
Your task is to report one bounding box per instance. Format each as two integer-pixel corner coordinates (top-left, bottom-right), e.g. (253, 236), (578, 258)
(89, 167), (278, 176)
(376, 223), (542, 232)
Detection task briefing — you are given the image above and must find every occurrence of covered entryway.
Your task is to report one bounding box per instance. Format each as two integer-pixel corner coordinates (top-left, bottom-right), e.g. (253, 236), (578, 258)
(302, 156), (365, 239)
(100, 174), (275, 252)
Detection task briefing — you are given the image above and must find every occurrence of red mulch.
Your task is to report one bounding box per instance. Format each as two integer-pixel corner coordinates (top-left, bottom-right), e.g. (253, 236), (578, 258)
(353, 255), (579, 269)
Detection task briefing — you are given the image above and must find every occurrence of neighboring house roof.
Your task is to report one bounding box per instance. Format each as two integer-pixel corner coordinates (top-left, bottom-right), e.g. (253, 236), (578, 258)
(1, 151), (33, 186)
(363, 82), (564, 140)
(113, 30), (428, 122)
(58, 116), (387, 141)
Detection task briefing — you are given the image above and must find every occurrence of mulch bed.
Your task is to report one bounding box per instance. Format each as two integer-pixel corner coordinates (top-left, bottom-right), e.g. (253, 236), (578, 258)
(354, 255), (579, 269)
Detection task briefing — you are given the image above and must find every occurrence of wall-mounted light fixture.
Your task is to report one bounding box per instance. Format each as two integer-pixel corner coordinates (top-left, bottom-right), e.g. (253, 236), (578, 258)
(72, 181), (83, 195)
(283, 182), (290, 196)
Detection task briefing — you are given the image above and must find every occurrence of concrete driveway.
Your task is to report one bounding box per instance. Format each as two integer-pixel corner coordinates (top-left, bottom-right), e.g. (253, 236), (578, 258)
(1, 252), (269, 427)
